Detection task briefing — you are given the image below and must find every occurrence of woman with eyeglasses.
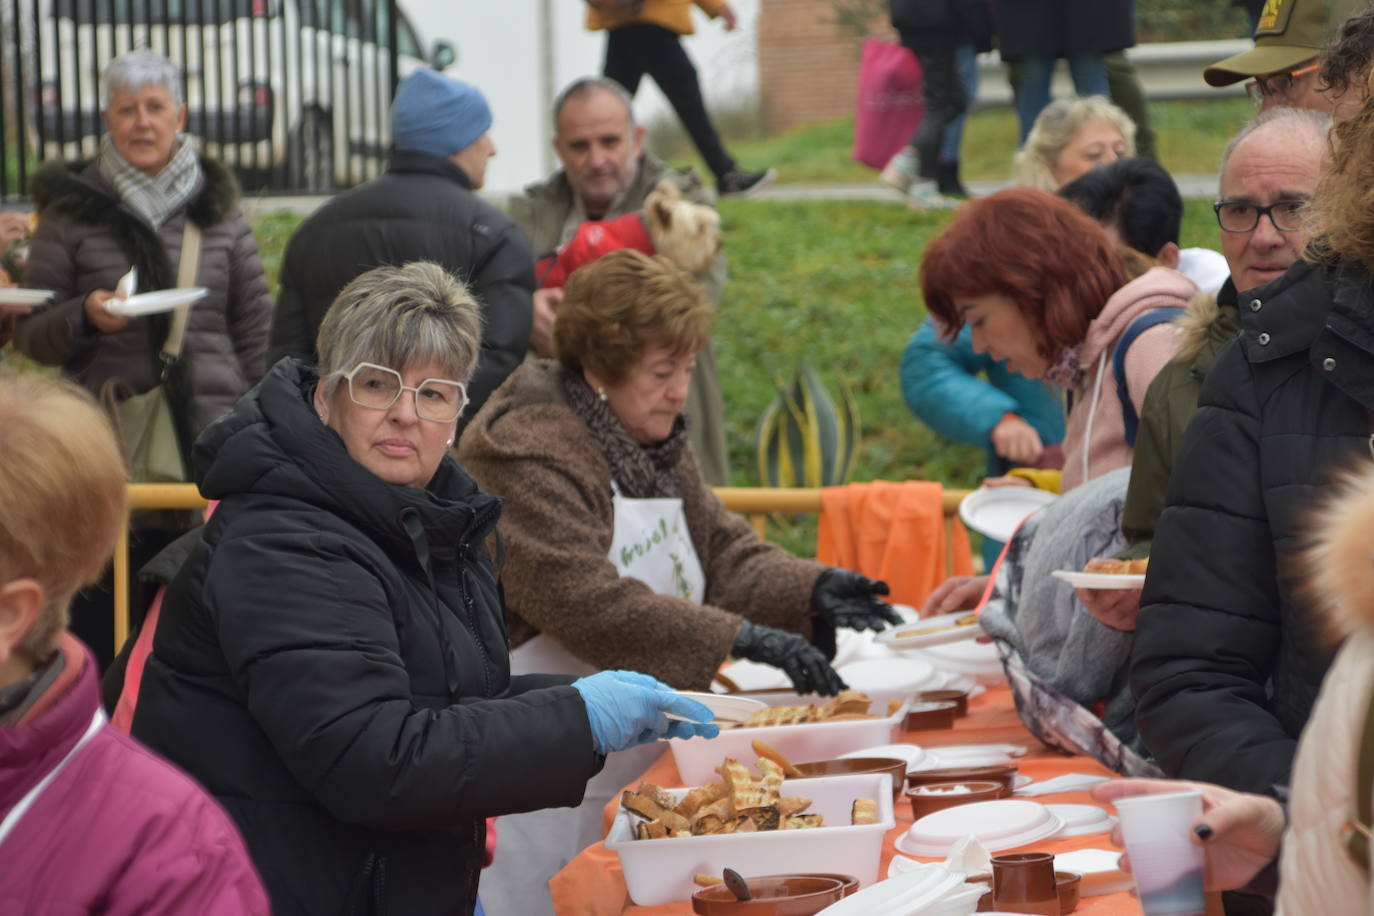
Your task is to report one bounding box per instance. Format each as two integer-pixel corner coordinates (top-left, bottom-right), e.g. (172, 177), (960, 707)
(129, 261), (718, 916)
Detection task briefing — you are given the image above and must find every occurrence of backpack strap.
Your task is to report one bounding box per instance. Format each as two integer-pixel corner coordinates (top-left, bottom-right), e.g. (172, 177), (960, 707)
(1345, 683), (1374, 870)
(1112, 308), (1185, 447)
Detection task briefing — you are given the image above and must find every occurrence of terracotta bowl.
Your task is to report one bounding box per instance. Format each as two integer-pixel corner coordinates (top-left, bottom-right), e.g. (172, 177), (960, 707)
(798, 873), (860, 898)
(1056, 870), (1083, 914)
(905, 779), (1005, 819)
(903, 700), (959, 731)
(691, 875), (846, 915)
(792, 757), (908, 796)
(916, 688), (970, 717)
(906, 764), (1019, 797)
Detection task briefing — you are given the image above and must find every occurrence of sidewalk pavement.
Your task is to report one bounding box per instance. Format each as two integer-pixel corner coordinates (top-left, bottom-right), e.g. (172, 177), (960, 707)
(240, 174), (1220, 219)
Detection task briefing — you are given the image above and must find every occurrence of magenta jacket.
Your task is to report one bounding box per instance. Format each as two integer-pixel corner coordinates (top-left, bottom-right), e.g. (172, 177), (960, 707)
(0, 634), (269, 914)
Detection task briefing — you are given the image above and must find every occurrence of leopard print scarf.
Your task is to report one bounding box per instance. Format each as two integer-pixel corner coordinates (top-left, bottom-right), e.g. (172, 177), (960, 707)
(560, 366), (689, 499)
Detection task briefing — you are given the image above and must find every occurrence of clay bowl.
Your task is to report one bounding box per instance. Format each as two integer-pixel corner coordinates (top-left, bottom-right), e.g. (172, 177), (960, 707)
(916, 688), (970, 717)
(793, 757), (908, 796)
(905, 779), (1005, 819)
(801, 873), (860, 898)
(906, 764), (1019, 797)
(903, 700), (959, 731)
(691, 874), (846, 915)
(1056, 870), (1083, 914)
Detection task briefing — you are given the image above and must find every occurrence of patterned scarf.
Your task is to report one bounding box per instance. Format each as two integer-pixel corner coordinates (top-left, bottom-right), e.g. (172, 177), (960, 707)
(1043, 344), (1086, 391)
(559, 366), (689, 499)
(98, 132), (202, 228)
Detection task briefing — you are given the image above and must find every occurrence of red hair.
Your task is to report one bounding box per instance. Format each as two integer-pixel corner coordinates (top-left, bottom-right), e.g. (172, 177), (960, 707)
(921, 187), (1128, 358)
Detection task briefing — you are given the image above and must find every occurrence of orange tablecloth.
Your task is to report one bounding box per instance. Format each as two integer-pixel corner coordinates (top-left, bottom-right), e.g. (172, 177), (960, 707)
(548, 686), (1205, 916)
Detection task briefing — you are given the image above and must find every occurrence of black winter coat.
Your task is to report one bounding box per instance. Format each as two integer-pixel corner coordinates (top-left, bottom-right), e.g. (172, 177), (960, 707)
(269, 151), (535, 435)
(131, 359), (599, 915)
(1131, 259), (1362, 796)
(990, 0), (1134, 61)
(889, 0), (994, 53)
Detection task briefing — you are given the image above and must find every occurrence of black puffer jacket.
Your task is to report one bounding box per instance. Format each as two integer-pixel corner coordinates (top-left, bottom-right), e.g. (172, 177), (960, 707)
(18, 157), (272, 435)
(131, 359), (599, 915)
(1131, 259), (1363, 796)
(269, 151), (534, 434)
(990, 0), (1134, 61)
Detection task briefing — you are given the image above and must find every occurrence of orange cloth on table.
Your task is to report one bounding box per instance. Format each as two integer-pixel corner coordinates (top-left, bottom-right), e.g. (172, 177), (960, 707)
(548, 685), (1195, 916)
(816, 481), (973, 608)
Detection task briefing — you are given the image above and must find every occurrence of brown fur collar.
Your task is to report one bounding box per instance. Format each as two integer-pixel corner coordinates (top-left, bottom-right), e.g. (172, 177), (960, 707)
(1305, 464), (1374, 640)
(1172, 290), (1221, 364)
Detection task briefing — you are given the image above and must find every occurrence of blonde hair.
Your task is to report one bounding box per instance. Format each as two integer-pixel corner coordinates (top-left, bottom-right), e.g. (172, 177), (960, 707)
(316, 261), (483, 396)
(1014, 96), (1137, 191)
(1306, 73), (1374, 270)
(554, 249), (714, 384)
(0, 371), (128, 660)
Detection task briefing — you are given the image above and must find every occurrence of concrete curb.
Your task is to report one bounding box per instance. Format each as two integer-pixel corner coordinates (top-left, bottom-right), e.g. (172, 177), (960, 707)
(240, 175), (1221, 219)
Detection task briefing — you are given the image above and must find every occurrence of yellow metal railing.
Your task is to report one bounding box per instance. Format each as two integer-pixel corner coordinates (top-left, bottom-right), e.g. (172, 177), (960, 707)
(114, 483), (971, 655)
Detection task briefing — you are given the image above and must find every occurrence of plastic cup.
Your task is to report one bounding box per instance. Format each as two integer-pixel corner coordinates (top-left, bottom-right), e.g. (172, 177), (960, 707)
(1112, 790), (1206, 916)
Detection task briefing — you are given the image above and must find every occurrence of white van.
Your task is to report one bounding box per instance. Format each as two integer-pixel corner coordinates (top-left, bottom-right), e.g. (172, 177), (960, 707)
(35, 0), (455, 190)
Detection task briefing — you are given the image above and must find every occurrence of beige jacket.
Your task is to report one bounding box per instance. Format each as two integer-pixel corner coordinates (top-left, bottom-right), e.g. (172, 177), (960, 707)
(459, 361), (823, 690)
(1276, 467), (1374, 914)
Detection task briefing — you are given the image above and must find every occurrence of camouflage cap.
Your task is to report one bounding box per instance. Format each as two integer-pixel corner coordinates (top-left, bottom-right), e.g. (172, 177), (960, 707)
(1204, 0), (1367, 86)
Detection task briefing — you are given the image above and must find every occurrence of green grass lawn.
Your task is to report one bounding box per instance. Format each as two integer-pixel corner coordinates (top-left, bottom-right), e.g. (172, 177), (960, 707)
(663, 98), (1255, 185)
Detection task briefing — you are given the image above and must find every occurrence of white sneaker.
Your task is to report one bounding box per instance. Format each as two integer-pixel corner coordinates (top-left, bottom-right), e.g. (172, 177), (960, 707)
(880, 151), (918, 193)
(906, 180), (958, 211)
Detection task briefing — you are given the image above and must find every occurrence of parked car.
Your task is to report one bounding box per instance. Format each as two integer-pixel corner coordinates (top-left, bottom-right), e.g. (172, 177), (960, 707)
(34, 0), (456, 190)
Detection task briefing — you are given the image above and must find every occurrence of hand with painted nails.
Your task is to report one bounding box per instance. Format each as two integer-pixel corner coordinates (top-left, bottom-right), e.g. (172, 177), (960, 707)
(1091, 779), (1285, 892)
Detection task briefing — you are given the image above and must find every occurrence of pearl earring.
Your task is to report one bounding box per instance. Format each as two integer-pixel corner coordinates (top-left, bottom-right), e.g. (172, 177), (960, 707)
(597, 387), (607, 402)
(445, 438), (454, 447)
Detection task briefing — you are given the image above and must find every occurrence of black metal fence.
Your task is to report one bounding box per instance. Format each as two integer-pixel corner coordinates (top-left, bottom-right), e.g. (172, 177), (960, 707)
(0, 0), (451, 203)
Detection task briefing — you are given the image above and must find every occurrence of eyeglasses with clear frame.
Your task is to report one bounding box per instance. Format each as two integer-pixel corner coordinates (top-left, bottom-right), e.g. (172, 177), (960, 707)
(1213, 199), (1308, 233)
(1244, 61), (1321, 105)
(340, 362), (468, 422)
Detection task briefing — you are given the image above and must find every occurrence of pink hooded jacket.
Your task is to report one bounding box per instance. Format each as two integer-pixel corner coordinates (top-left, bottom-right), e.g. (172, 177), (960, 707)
(1060, 266), (1197, 491)
(0, 634), (269, 915)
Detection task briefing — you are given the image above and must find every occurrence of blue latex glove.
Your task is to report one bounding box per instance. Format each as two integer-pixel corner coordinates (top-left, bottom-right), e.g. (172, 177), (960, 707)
(572, 670), (721, 756)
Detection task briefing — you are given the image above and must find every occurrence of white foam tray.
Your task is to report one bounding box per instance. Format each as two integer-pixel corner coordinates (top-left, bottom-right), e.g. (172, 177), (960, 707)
(669, 704), (906, 785)
(606, 772), (894, 907)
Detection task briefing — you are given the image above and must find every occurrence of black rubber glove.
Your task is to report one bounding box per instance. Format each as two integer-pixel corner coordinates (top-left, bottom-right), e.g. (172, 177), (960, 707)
(811, 568), (902, 632)
(732, 620), (848, 696)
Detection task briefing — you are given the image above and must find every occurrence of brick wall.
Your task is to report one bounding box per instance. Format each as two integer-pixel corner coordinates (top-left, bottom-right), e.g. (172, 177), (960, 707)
(758, 0), (892, 133)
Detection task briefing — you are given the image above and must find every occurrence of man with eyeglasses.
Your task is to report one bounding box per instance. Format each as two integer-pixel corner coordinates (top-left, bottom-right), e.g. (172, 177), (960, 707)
(1203, 0), (1364, 119)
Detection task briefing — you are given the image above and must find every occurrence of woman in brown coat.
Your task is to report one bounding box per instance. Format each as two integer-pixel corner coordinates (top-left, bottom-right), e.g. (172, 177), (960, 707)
(460, 248), (898, 915)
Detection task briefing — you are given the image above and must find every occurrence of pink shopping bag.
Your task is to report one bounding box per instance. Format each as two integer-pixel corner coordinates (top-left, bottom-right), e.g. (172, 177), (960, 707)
(852, 37), (924, 171)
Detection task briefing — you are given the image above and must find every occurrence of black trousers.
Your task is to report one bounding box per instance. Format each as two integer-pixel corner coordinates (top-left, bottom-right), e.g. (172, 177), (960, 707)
(603, 23), (735, 180)
(69, 526), (180, 672)
(898, 35), (969, 179)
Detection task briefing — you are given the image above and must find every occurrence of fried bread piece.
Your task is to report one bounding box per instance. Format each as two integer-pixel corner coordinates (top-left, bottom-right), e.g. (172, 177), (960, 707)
(851, 798), (878, 825)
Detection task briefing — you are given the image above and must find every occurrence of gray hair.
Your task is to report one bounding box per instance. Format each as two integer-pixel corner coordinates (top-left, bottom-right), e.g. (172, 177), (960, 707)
(552, 76), (636, 133)
(1218, 106), (1331, 194)
(1013, 96), (1138, 191)
(315, 262), (484, 396)
(103, 49), (183, 109)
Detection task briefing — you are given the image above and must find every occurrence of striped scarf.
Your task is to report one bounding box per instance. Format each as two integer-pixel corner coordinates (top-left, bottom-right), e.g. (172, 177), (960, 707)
(98, 133), (202, 228)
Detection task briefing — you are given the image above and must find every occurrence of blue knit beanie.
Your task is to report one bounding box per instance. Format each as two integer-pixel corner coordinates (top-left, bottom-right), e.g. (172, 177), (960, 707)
(391, 69), (492, 159)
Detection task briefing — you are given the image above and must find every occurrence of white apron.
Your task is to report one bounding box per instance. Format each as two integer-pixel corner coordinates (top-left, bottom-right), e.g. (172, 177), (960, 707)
(481, 484), (706, 916)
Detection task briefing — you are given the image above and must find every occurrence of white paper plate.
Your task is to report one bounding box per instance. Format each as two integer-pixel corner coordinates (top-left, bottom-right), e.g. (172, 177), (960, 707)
(875, 611), (984, 650)
(896, 800), (1065, 857)
(1047, 803), (1117, 837)
(1052, 848), (1134, 896)
(927, 743), (1027, 761)
(1013, 774), (1032, 789)
(958, 486), (1058, 542)
(836, 657), (940, 701)
(0, 288), (54, 307)
(106, 287), (208, 316)
(665, 691), (765, 723)
(1051, 569), (1146, 589)
(840, 743), (927, 772)
(815, 863), (964, 916)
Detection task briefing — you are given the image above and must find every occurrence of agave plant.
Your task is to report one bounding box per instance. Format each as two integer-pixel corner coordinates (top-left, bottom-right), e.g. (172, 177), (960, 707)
(754, 360), (860, 488)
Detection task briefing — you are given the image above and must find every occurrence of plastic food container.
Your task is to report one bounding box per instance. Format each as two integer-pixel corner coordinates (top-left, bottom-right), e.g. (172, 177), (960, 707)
(669, 705), (906, 786)
(605, 772), (894, 907)
(895, 799), (1065, 858)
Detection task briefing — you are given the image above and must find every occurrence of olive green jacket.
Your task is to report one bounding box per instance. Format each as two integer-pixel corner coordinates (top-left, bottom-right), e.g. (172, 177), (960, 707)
(1120, 280), (1240, 558)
